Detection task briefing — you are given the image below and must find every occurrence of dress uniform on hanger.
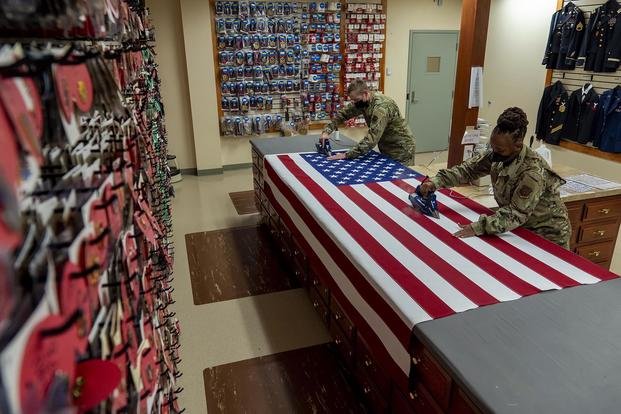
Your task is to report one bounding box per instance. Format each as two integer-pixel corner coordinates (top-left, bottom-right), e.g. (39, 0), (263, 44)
(562, 84), (599, 144)
(595, 86), (621, 152)
(577, 0), (621, 72)
(536, 81), (569, 144)
(542, 2), (586, 70)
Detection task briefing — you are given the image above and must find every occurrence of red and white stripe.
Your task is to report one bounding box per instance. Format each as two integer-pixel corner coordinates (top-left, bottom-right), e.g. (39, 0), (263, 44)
(263, 153), (618, 382)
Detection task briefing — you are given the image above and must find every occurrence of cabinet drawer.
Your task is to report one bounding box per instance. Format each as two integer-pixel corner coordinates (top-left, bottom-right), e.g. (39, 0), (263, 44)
(356, 367), (389, 414)
(583, 198), (621, 222)
(566, 202), (584, 224)
(290, 238), (307, 285)
(309, 283), (330, 325)
(251, 149), (261, 168)
(576, 241), (615, 263)
(330, 297), (356, 342)
(578, 221), (619, 244)
(411, 347), (452, 410)
(392, 384), (443, 414)
(329, 317), (355, 369)
(357, 335), (391, 397)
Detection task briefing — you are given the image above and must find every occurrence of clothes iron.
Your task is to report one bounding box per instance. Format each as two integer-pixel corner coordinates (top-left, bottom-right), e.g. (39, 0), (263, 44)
(409, 184), (440, 219)
(315, 137), (332, 157)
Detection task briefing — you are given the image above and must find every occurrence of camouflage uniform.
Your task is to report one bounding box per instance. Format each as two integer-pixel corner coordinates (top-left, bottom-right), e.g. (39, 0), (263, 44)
(431, 145), (571, 249)
(323, 93), (416, 165)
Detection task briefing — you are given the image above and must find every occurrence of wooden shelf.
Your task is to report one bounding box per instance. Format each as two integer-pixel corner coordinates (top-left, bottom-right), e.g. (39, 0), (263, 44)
(558, 140), (621, 163)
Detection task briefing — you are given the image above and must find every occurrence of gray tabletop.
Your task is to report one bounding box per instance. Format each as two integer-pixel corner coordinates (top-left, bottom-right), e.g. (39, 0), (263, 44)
(415, 278), (621, 414)
(250, 134), (358, 157)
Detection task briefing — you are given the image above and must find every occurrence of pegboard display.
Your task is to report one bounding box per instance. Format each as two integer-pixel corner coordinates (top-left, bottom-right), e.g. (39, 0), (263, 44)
(344, 1), (386, 127)
(0, 2), (182, 413)
(213, 1), (347, 136)
(541, 0), (621, 156)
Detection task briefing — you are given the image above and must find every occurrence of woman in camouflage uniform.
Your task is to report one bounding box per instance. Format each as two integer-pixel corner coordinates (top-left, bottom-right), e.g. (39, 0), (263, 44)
(418, 107), (571, 249)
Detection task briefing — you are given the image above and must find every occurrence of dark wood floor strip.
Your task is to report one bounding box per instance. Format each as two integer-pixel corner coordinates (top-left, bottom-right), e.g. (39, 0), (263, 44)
(186, 225), (299, 305)
(229, 190), (259, 215)
(203, 344), (366, 414)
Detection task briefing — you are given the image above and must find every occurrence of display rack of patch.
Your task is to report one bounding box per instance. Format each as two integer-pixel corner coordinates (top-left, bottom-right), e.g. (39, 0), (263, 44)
(343, 1), (386, 127)
(0, 2), (181, 413)
(299, 1), (344, 125)
(544, 0), (621, 159)
(214, 1), (306, 136)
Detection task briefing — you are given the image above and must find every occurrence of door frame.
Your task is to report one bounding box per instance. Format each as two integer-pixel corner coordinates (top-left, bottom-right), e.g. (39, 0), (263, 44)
(405, 30), (460, 124)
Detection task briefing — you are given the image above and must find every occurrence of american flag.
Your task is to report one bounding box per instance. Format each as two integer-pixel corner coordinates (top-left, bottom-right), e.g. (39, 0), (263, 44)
(262, 150), (618, 387)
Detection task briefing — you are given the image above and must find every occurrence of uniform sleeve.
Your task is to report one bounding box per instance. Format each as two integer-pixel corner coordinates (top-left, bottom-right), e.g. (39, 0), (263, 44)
(566, 12), (586, 66)
(605, 18), (621, 71)
(345, 107), (389, 159)
(322, 103), (363, 135)
(536, 86), (549, 139)
(430, 151), (493, 188)
(470, 168), (545, 236)
(577, 10), (596, 67)
(542, 12), (557, 66)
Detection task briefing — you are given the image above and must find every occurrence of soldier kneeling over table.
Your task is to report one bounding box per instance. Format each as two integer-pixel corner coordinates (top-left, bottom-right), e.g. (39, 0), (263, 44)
(417, 107), (571, 249)
(320, 80), (416, 165)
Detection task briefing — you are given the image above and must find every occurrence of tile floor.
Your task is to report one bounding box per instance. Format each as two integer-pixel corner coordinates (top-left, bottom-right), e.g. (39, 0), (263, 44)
(169, 135), (620, 413)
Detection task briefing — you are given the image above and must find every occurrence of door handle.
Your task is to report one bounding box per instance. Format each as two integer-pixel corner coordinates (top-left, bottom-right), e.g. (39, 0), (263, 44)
(410, 90), (418, 104)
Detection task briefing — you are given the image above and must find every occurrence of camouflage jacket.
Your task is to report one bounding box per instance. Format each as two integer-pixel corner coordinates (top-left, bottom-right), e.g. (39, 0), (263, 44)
(431, 145), (571, 248)
(323, 93), (416, 164)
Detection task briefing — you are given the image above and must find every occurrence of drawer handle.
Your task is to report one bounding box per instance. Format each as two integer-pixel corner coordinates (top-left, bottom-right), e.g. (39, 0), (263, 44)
(334, 312), (342, 321)
(323, 287), (329, 296)
(294, 270), (301, 276)
(588, 250), (601, 257)
(593, 230), (606, 237)
(409, 392), (418, 400)
(363, 386), (372, 395)
(293, 250), (299, 256)
(598, 208), (611, 215)
(313, 301), (319, 309)
(335, 338), (342, 345)
(411, 357), (421, 365)
(364, 359), (373, 368)
(313, 279), (319, 286)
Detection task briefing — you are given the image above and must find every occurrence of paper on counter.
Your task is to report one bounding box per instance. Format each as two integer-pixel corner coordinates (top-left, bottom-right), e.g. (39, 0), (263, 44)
(566, 174), (621, 190)
(561, 179), (596, 194)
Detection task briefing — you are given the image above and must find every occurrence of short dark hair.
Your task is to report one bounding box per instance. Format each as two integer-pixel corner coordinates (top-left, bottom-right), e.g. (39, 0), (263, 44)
(493, 107), (529, 141)
(347, 80), (369, 95)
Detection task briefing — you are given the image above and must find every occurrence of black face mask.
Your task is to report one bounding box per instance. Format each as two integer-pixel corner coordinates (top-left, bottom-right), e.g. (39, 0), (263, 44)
(490, 152), (511, 163)
(354, 100), (369, 109)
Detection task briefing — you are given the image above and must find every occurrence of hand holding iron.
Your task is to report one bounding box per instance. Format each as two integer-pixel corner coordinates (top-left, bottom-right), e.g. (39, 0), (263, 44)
(327, 152), (346, 161)
(417, 180), (436, 197)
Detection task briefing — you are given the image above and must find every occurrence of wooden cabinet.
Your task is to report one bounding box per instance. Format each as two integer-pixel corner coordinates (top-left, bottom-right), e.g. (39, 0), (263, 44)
(567, 195), (621, 269)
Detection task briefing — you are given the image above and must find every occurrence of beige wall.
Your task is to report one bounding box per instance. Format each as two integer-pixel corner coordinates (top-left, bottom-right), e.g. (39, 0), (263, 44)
(384, 0), (463, 115)
(479, 0), (557, 133)
(147, 0), (196, 169)
(179, 0), (223, 172)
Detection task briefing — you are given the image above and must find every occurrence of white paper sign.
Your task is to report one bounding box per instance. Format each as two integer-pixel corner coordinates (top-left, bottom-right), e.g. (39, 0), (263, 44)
(461, 129), (481, 145)
(468, 67), (483, 108)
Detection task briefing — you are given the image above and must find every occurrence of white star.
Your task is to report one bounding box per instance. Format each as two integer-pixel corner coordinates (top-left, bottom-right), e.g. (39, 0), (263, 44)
(356, 179), (363, 182)
(330, 175), (337, 178)
(338, 181), (346, 184)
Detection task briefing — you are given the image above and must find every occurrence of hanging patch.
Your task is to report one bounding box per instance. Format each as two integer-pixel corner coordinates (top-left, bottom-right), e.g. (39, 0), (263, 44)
(576, 22), (584, 31)
(559, 104), (566, 113)
(518, 185), (533, 199)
